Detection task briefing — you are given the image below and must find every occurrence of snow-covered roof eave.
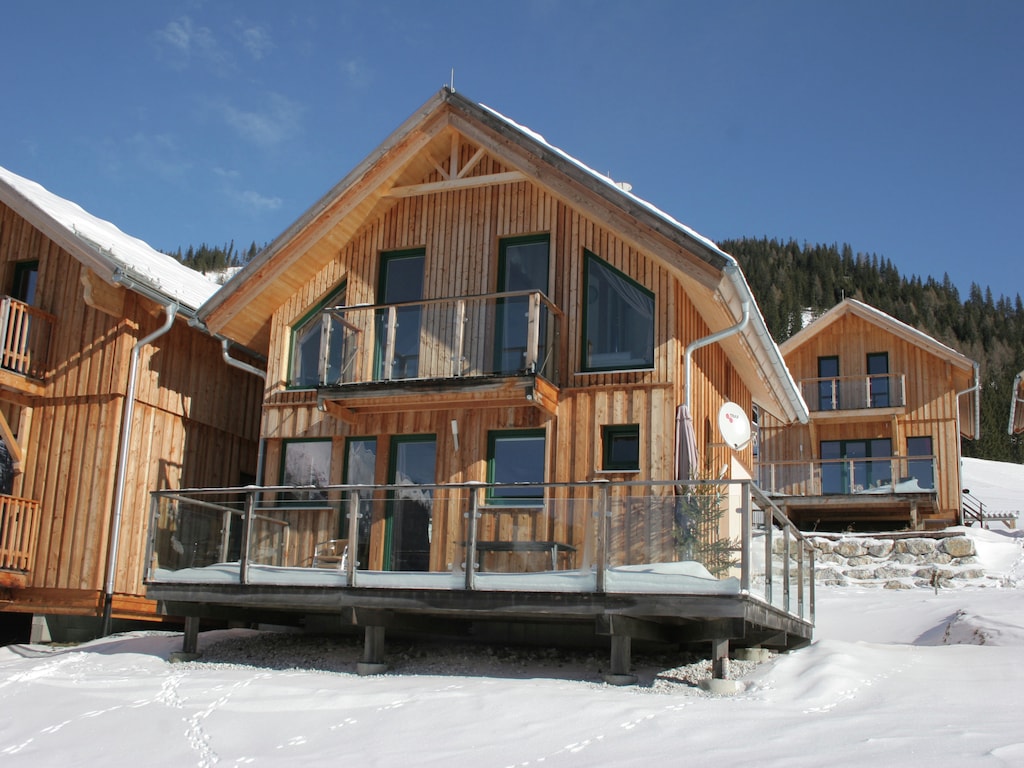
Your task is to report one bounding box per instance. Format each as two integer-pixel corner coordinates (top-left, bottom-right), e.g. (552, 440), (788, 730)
(0, 164), (220, 313)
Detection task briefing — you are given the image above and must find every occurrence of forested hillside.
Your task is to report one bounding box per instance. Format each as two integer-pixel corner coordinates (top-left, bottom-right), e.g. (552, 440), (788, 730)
(171, 237), (1024, 463)
(721, 237), (1024, 463)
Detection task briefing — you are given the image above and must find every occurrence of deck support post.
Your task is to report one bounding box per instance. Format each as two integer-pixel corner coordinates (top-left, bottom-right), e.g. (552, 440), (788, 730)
(169, 616), (201, 663)
(602, 634), (638, 686)
(711, 637), (730, 679)
(357, 625), (388, 676)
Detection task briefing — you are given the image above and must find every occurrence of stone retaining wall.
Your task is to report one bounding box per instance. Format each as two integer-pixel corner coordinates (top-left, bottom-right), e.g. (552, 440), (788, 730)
(797, 533), (991, 589)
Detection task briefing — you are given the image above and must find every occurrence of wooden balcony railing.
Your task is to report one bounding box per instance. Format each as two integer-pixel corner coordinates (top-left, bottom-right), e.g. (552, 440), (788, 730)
(0, 296), (56, 381)
(311, 290), (561, 388)
(0, 493), (41, 572)
(801, 373), (906, 412)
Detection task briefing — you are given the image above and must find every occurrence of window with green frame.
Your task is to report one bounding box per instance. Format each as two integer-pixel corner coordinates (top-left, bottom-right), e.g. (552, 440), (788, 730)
(582, 251), (655, 372)
(280, 438), (332, 505)
(487, 429), (546, 504)
(601, 424), (640, 471)
(290, 284), (346, 388)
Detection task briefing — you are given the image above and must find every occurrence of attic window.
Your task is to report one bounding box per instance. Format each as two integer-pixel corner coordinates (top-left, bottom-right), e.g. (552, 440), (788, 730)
(582, 252), (654, 372)
(290, 284), (346, 388)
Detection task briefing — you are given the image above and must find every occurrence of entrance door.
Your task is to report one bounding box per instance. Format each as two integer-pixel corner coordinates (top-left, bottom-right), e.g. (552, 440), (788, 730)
(377, 250), (425, 380)
(385, 435), (436, 571)
(496, 236), (549, 374)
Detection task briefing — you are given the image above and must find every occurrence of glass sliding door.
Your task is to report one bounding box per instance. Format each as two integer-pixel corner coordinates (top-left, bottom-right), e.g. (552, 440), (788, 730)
(343, 438), (377, 569)
(817, 356), (839, 410)
(385, 435), (436, 571)
(496, 235), (549, 374)
(867, 352), (890, 407)
(376, 250), (425, 380)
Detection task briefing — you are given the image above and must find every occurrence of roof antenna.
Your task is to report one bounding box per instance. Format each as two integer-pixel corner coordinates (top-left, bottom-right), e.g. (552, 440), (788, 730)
(450, 68), (455, 92)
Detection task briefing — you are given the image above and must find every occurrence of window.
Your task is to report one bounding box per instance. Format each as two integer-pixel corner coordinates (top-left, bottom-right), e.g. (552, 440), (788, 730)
(280, 439), (333, 504)
(867, 352), (890, 407)
(11, 261), (38, 305)
(582, 252), (654, 372)
(820, 438), (892, 494)
(344, 437), (377, 568)
(377, 249), (425, 380)
(817, 356), (839, 410)
(602, 424), (640, 471)
(497, 235), (549, 374)
(290, 284), (346, 388)
(906, 436), (934, 490)
(487, 429), (546, 504)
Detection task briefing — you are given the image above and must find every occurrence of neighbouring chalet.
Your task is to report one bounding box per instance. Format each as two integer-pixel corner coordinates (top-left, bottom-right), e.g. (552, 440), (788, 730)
(757, 298), (979, 532)
(1010, 369), (1024, 435)
(0, 165), (263, 641)
(146, 88), (815, 683)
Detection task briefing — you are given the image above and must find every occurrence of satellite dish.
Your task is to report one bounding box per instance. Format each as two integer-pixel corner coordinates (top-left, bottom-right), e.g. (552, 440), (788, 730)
(718, 402), (752, 450)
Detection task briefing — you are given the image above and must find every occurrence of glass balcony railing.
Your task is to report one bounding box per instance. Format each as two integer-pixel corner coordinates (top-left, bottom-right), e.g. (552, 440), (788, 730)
(312, 291), (561, 388)
(802, 373), (906, 411)
(757, 455), (937, 496)
(145, 479), (815, 625)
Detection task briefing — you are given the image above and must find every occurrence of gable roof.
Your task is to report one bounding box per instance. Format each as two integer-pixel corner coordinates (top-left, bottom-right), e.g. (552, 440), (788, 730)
(783, 298), (979, 438)
(198, 88), (807, 424)
(0, 164), (220, 313)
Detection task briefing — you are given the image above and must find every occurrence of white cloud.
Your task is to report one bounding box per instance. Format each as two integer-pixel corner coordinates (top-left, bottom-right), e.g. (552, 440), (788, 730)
(156, 16), (225, 70)
(237, 189), (283, 212)
(236, 22), (273, 61)
(220, 93), (303, 147)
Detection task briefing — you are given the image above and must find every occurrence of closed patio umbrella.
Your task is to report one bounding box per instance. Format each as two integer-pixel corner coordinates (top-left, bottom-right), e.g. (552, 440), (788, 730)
(675, 404), (699, 483)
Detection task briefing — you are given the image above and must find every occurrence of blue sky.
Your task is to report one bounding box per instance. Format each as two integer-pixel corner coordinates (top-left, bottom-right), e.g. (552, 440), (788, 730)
(2, 1), (1021, 300)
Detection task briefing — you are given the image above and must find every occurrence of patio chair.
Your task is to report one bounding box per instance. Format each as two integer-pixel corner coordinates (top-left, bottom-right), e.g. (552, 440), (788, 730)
(312, 539), (348, 569)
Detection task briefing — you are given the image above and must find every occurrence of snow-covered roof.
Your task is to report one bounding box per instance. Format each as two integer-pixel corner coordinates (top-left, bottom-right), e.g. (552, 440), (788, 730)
(0, 164), (219, 313)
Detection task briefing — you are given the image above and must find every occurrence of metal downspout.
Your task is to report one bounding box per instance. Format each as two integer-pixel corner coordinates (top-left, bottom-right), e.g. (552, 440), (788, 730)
(955, 361), (982, 525)
(684, 298), (751, 411)
(221, 338), (267, 485)
(102, 303), (177, 635)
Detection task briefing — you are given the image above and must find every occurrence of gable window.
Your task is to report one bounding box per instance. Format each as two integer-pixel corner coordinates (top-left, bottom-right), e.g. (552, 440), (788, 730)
(11, 261), (38, 305)
(487, 429), (546, 504)
(867, 352), (890, 408)
(582, 251), (654, 372)
(290, 284), (346, 388)
(602, 424), (640, 471)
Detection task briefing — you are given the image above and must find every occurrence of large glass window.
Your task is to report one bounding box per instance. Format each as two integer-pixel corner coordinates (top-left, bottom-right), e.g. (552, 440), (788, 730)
(290, 285), (346, 387)
(487, 429), (546, 504)
(377, 249), (425, 380)
(343, 437), (377, 569)
(582, 252), (654, 372)
(386, 435), (436, 571)
(280, 439), (333, 504)
(497, 235), (549, 373)
(820, 438), (892, 494)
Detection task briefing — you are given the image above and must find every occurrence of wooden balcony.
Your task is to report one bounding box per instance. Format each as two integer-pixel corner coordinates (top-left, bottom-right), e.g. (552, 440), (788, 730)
(0, 296), (55, 396)
(0, 493), (41, 587)
(801, 373), (906, 415)
(312, 291), (562, 419)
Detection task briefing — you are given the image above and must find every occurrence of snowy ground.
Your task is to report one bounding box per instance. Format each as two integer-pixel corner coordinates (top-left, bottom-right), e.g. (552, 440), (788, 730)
(2, 459), (1023, 766)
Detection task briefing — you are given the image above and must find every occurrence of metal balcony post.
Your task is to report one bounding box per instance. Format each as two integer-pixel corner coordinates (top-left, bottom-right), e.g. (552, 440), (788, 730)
(452, 299), (466, 376)
(239, 488), (256, 584)
(346, 491), (361, 586)
(524, 292), (540, 373)
(465, 483), (481, 590)
(740, 481), (751, 593)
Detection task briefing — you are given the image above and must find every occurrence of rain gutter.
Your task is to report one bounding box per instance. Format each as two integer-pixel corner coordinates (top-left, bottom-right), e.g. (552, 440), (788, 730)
(956, 361), (982, 443)
(683, 290), (750, 412)
(219, 338), (267, 485)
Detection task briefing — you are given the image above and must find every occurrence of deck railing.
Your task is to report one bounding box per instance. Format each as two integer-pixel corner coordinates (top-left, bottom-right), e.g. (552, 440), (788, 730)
(0, 493), (41, 572)
(313, 290), (561, 388)
(0, 296), (55, 381)
(801, 373), (906, 411)
(757, 454), (936, 497)
(145, 479), (815, 624)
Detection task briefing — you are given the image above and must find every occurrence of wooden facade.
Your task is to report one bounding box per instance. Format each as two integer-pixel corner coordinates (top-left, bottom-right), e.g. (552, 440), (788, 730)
(196, 89), (808, 575)
(0, 167), (262, 629)
(758, 299), (978, 531)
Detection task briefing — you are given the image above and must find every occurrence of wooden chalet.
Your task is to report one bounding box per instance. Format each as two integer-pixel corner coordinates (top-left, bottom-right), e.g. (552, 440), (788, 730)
(0, 165), (262, 641)
(147, 88), (814, 682)
(757, 298), (979, 532)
